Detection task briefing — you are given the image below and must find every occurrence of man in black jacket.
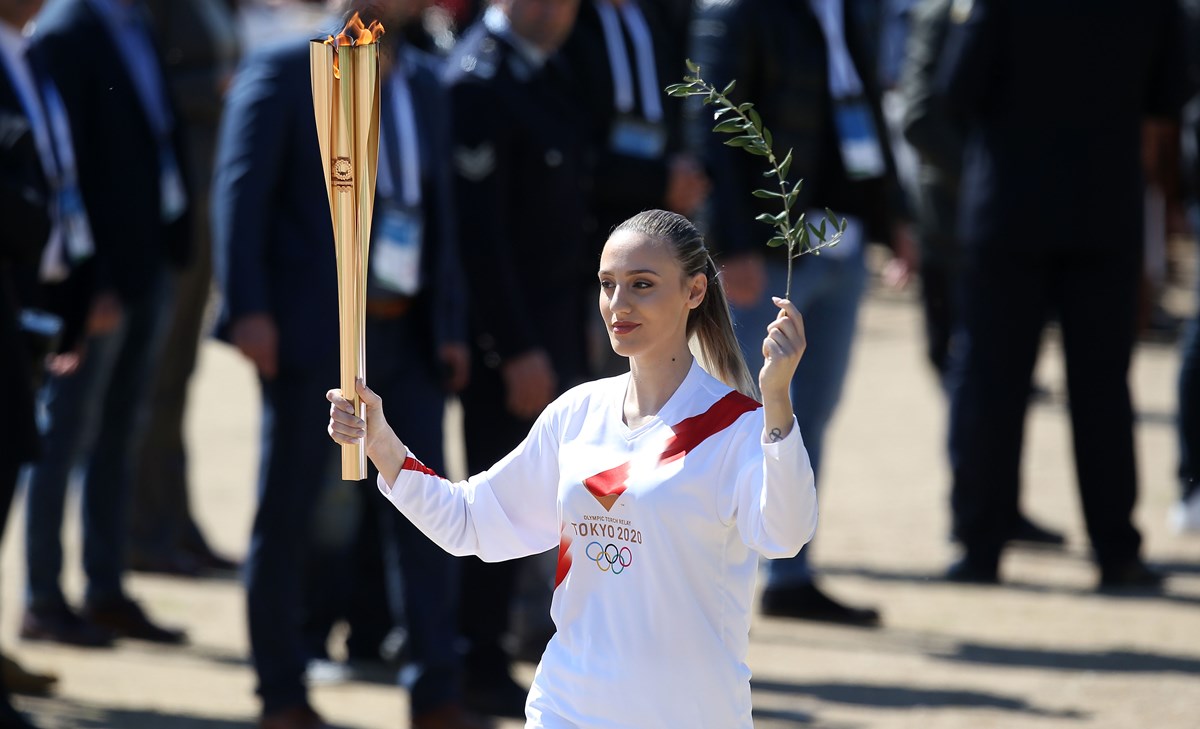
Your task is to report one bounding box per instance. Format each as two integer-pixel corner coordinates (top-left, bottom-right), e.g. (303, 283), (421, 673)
(938, 0), (1191, 589)
(213, 2), (476, 726)
(443, 0), (587, 714)
(0, 0), (95, 722)
(20, 0), (190, 648)
(688, 0), (914, 627)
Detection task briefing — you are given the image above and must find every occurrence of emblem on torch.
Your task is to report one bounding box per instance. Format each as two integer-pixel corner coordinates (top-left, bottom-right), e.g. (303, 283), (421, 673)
(310, 12), (384, 480)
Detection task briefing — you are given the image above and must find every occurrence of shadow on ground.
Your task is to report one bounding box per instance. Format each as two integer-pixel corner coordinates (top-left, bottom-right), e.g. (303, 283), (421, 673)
(819, 564), (1200, 607)
(935, 642), (1200, 674)
(16, 695), (252, 729)
(751, 679), (1085, 720)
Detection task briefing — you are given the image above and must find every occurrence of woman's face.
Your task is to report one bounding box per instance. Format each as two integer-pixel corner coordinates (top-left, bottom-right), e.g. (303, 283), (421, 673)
(598, 231), (706, 360)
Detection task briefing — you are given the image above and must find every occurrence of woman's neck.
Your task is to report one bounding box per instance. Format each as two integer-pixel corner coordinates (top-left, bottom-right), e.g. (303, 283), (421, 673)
(624, 345), (694, 428)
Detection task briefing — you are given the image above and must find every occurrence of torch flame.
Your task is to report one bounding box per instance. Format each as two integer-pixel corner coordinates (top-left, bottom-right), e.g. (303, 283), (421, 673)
(323, 12), (385, 78)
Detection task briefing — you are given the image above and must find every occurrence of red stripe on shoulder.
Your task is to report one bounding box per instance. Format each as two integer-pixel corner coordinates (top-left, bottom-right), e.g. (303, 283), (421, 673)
(659, 391), (761, 465)
(401, 456), (440, 478)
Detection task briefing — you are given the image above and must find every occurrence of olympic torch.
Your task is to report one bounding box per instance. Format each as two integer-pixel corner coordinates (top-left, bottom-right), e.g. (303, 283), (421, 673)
(310, 13), (384, 480)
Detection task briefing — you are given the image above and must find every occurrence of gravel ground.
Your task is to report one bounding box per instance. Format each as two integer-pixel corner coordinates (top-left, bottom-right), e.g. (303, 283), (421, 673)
(7, 277), (1199, 729)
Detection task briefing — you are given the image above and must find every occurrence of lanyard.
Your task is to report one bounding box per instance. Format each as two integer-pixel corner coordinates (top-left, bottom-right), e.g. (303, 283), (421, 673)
(376, 68), (422, 208)
(595, 0), (662, 122)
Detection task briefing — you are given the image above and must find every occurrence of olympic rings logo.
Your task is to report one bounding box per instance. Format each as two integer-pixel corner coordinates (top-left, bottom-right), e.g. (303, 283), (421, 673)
(585, 541), (633, 574)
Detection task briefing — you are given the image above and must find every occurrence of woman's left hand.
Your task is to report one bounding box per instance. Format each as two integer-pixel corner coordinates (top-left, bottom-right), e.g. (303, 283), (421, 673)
(759, 297), (806, 399)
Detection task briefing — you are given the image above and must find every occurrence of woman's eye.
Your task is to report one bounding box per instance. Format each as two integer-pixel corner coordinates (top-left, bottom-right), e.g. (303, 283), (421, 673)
(599, 280), (615, 290)
(633, 280), (652, 289)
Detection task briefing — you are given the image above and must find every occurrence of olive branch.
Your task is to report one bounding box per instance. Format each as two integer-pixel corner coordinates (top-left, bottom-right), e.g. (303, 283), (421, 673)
(667, 60), (845, 299)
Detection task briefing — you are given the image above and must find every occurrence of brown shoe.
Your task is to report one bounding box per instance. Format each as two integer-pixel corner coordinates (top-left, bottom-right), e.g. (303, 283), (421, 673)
(19, 604), (114, 648)
(1, 655), (57, 696)
(258, 705), (330, 729)
(81, 597), (187, 645)
(412, 704), (496, 729)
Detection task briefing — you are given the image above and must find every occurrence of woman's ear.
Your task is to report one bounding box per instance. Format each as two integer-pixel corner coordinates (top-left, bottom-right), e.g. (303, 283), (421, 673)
(686, 272), (707, 310)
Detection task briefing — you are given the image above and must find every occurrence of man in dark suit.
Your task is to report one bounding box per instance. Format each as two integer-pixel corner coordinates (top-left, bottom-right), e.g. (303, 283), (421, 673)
(688, 0), (913, 627)
(938, 0), (1192, 588)
(442, 0), (587, 715)
(212, 2), (479, 727)
(0, 0), (87, 721)
(20, 0), (190, 647)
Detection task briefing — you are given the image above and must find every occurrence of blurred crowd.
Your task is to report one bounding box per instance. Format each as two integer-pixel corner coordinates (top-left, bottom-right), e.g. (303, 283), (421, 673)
(1, 0), (1198, 728)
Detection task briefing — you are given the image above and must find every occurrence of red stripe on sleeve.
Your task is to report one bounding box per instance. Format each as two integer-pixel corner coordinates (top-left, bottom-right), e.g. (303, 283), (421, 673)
(401, 455), (440, 478)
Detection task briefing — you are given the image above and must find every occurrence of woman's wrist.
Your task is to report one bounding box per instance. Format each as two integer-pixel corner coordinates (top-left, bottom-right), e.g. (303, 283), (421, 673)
(368, 427), (407, 485)
(761, 392), (794, 442)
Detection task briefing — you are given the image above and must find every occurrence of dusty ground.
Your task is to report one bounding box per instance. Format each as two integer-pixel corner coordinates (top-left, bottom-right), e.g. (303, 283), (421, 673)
(7, 276), (1200, 729)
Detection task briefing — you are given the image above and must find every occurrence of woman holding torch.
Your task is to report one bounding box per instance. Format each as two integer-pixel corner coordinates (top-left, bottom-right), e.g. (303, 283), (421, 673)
(327, 209), (817, 728)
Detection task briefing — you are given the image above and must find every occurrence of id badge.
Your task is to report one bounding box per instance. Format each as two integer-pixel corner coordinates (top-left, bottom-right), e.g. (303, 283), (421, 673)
(159, 149), (188, 223)
(371, 204), (424, 296)
(832, 97), (886, 181)
(609, 114), (667, 160)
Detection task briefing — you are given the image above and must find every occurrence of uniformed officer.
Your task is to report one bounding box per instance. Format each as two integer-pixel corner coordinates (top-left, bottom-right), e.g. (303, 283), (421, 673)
(441, 0), (586, 717)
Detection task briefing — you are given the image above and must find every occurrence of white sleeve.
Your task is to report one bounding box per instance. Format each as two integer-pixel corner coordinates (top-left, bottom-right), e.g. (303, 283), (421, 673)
(376, 404), (563, 562)
(721, 415), (818, 559)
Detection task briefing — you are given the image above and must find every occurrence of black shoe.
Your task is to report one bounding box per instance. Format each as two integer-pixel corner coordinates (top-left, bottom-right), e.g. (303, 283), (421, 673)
(185, 546), (241, 575)
(1008, 514), (1065, 550)
(1098, 561), (1164, 593)
(945, 556), (1000, 585)
(82, 597), (187, 645)
(19, 604), (114, 648)
(759, 583), (881, 627)
(462, 672), (528, 719)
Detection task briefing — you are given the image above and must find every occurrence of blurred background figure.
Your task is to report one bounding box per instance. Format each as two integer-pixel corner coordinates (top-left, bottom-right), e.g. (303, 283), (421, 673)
(212, 1), (478, 727)
(687, 0), (915, 628)
(127, 0), (241, 579)
(897, 0), (1064, 551)
(0, 0), (96, 721)
(559, 0), (707, 376)
(1174, 0), (1200, 535)
(441, 0), (586, 717)
(21, 0), (191, 649)
(938, 0), (1192, 589)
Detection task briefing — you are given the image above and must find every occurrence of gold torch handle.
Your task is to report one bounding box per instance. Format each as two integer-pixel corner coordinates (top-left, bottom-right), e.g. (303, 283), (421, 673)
(311, 39), (379, 481)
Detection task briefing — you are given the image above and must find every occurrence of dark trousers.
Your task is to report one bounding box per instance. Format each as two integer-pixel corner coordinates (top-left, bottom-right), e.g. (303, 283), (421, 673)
(24, 276), (170, 609)
(1178, 236), (1200, 499)
(457, 356), (539, 681)
(129, 195), (214, 558)
(919, 256), (956, 385)
(947, 243), (1143, 569)
(247, 314), (460, 716)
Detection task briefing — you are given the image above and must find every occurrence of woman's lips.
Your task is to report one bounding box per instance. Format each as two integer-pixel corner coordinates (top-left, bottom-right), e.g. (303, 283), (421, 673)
(611, 321), (640, 335)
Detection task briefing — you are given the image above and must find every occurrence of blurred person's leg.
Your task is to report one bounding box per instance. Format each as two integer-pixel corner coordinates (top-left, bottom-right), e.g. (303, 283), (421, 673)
(80, 278), (173, 608)
(947, 245), (1050, 581)
(368, 313), (481, 724)
(1174, 236), (1200, 532)
(246, 363), (336, 718)
(22, 323), (122, 647)
(1056, 246), (1152, 588)
(459, 359), (533, 717)
(919, 255), (954, 384)
(729, 219), (874, 625)
(130, 226), (223, 574)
